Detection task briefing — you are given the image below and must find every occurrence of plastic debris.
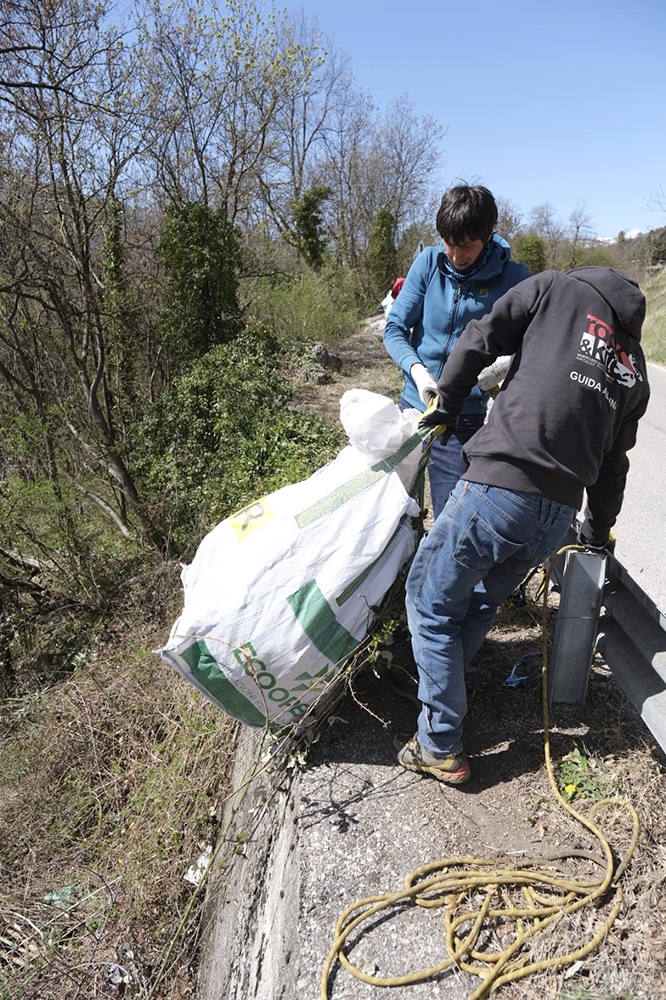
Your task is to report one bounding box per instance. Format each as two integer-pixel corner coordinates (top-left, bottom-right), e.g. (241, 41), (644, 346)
(504, 654), (542, 688)
(184, 845), (212, 886)
(108, 963), (131, 988)
(43, 886), (78, 910)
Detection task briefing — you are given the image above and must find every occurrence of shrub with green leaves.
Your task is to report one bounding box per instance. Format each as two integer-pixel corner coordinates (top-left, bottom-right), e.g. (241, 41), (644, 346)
(243, 262), (362, 347)
(557, 746), (618, 802)
(289, 185), (332, 270)
(133, 323), (346, 555)
(514, 232), (548, 273)
(367, 207), (398, 301)
(158, 202), (243, 370)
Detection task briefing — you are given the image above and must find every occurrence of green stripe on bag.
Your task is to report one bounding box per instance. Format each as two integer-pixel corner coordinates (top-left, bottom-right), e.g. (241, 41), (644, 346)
(295, 467), (382, 528)
(369, 432), (423, 473)
(180, 639), (266, 728)
(295, 433), (423, 528)
(288, 581), (360, 665)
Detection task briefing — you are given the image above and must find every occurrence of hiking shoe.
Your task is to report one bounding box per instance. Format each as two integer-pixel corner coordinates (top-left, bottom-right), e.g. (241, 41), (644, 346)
(395, 735), (470, 784)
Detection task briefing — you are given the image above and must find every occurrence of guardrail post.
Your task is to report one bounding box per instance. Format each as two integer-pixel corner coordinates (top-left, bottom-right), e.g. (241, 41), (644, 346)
(546, 537), (666, 754)
(548, 549), (607, 704)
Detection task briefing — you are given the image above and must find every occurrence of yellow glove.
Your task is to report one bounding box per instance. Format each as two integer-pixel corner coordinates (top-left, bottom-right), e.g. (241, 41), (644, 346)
(418, 394), (458, 438)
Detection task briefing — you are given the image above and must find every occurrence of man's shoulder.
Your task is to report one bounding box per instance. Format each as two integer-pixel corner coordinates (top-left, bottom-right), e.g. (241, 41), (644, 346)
(492, 257), (533, 291)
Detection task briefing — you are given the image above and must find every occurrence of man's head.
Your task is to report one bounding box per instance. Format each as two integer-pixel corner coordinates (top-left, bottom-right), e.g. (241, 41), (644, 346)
(436, 184), (498, 271)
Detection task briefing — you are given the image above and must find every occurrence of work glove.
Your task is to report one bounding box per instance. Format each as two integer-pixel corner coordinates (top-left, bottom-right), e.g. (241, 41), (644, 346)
(477, 355), (513, 398)
(577, 528), (616, 554)
(410, 363), (438, 405)
(418, 393), (458, 439)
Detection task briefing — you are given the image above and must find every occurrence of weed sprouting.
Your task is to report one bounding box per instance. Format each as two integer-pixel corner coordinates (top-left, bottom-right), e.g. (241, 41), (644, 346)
(557, 746), (620, 802)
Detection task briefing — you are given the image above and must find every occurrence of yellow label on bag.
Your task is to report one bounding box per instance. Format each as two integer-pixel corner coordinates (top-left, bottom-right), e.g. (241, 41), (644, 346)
(228, 498), (274, 539)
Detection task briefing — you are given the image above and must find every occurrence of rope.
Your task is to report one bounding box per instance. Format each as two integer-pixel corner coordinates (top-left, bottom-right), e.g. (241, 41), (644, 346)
(321, 544), (640, 999)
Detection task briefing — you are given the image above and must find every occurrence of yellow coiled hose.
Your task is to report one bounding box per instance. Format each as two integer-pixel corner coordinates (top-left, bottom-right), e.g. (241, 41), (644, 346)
(321, 544), (640, 999)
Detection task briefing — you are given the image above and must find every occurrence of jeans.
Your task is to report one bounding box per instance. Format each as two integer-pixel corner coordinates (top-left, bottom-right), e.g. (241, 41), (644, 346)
(428, 414), (484, 520)
(405, 480), (575, 756)
(398, 396), (484, 521)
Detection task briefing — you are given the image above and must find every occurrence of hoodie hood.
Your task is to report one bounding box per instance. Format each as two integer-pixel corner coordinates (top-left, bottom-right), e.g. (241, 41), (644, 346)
(567, 266), (646, 341)
(440, 233), (512, 282)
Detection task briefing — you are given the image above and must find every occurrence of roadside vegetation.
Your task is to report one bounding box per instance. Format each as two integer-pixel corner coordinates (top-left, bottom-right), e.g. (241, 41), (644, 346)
(643, 266), (666, 364)
(0, 1), (665, 997)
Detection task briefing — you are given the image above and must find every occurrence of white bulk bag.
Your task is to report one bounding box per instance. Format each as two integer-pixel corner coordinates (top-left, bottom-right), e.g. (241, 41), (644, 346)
(159, 392), (424, 730)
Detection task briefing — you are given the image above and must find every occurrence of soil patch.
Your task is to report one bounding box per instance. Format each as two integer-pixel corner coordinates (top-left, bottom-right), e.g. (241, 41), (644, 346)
(293, 315), (403, 421)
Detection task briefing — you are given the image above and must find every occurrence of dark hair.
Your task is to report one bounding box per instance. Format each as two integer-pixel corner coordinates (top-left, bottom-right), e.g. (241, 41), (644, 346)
(436, 184), (498, 244)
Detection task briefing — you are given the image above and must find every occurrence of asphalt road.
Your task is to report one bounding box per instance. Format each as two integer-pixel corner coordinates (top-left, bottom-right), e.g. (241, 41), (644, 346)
(612, 361), (666, 615)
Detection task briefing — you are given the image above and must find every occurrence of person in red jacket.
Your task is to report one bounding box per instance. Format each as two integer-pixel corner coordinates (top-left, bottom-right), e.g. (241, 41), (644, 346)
(381, 276), (406, 319)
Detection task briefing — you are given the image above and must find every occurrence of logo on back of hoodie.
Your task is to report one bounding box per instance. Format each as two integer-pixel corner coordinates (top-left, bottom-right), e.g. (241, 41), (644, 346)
(577, 314), (644, 388)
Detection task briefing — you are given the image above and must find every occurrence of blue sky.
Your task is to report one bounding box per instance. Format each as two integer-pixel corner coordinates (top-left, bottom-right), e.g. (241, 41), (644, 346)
(289, 0), (666, 239)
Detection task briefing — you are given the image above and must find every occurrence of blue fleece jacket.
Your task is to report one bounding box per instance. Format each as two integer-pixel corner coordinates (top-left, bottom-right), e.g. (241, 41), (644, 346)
(383, 235), (531, 413)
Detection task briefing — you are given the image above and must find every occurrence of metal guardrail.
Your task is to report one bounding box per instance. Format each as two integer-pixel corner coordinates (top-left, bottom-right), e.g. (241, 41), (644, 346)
(549, 540), (666, 754)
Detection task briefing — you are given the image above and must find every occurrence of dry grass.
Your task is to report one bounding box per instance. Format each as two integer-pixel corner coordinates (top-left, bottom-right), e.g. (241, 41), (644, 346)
(643, 268), (666, 365)
(474, 604), (666, 1000)
(372, 568), (666, 999)
(0, 566), (238, 999)
(291, 315), (403, 421)
(497, 600), (666, 998)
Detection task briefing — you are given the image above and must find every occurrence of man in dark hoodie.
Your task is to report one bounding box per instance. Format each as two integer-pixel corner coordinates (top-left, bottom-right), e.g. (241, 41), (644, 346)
(397, 267), (650, 785)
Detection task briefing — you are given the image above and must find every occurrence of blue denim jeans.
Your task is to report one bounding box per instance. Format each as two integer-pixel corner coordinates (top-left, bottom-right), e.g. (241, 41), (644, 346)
(405, 480), (575, 756)
(398, 397), (484, 521)
(428, 414), (484, 521)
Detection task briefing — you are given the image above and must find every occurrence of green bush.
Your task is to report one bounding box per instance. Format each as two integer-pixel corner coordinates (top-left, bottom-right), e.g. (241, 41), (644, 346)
(0, 474), (141, 591)
(288, 185), (332, 270)
(243, 262), (363, 346)
(158, 202), (243, 369)
(0, 474), (145, 695)
(132, 323), (346, 555)
(514, 232), (547, 273)
(397, 223), (437, 276)
(367, 207), (398, 301)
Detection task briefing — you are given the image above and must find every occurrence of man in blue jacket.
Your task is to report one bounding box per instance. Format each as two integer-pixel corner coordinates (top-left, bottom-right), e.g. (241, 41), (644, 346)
(383, 184), (531, 519)
(398, 266), (650, 786)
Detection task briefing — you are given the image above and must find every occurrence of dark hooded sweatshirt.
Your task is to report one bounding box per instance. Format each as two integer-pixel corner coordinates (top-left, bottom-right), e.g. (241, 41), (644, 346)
(435, 267), (651, 542)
